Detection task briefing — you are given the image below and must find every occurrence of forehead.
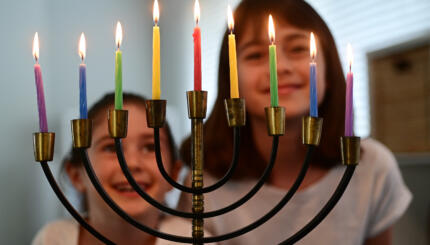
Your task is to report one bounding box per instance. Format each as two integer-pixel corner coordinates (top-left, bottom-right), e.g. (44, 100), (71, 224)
(92, 102), (150, 137)
(238, 21), (309, 47)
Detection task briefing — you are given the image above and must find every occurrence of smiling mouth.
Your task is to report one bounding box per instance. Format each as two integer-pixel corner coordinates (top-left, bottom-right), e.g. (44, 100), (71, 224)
(112, 182), (150, 196)
(264, 84), (303, 95)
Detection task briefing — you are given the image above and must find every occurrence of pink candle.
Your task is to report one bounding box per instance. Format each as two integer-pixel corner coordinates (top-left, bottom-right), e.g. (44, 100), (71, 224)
(193, 0), (202, 91)
(345, 44), (354, 136)
(33, 33), (48, 132)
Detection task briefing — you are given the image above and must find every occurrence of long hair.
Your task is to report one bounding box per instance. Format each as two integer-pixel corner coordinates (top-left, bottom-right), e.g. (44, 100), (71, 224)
(180, 0), (346, 180)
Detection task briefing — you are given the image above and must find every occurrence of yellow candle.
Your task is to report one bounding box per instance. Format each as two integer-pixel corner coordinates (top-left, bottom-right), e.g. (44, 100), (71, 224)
(228, 5), (239, 99)
(152, 0), (161, 99)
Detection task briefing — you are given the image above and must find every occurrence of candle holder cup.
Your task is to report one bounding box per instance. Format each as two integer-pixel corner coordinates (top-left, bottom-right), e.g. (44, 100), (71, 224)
(265, 107), (286, 136)
(340, 136), (361, 165)
(145, 100), (167, 128)
(71, 119), (92, 149)
(224, 98), (246, 127)
(108, 109), (128, 138)
(33, 132), (55, 162)
(302, 116), (323, 146)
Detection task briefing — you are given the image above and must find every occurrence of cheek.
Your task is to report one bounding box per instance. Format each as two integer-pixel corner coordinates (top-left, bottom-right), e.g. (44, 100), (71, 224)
(87, 150), (116, 182)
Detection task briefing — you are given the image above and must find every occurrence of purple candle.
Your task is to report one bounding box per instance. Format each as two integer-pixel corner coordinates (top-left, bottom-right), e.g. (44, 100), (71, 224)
(309, 33), (318, 117)
(345, 44), (354, 136)
(33, 32), (48, 132)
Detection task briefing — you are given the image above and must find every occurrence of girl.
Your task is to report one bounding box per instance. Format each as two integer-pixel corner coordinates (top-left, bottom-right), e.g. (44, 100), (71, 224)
(180, 0), (411, 244)
(33, 93), (195, 245)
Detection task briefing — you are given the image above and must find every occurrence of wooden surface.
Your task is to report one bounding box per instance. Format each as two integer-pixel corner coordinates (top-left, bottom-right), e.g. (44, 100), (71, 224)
(370, 45), (430, 152)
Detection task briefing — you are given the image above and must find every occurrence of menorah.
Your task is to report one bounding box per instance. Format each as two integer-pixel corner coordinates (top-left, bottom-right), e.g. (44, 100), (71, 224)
(33, 91), (360, 245)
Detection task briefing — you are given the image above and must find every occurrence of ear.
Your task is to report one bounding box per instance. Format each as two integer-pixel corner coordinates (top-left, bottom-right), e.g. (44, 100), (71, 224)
(65, 162), (86, 193)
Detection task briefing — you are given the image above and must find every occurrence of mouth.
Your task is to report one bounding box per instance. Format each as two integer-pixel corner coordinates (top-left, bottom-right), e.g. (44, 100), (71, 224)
(264, 84), (304, 95)
(112, 182), (151, 197)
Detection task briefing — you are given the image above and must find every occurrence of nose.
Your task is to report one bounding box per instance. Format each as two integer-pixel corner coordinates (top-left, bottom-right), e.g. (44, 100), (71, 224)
(123, 147), (144, 173)
(276, 46), (293, 75)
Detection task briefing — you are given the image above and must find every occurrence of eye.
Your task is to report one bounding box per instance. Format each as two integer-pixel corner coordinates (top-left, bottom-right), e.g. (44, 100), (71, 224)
(141, 143), (156, 154)
(289, 45), (307, 53)
(102, 143), (116, 153)
(244, 51), (265, 61)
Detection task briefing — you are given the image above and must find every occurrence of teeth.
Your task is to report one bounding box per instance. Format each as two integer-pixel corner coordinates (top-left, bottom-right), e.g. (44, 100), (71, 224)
(114, 184), (147, 192)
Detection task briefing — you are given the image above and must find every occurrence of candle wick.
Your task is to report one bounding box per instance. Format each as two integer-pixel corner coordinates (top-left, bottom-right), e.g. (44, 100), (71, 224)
(349, 64), (352, 72)
(35, 57), (39, 64)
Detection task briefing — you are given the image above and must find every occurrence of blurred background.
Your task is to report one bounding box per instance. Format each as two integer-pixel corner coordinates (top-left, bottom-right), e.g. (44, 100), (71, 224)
(0, 0), (429, 244)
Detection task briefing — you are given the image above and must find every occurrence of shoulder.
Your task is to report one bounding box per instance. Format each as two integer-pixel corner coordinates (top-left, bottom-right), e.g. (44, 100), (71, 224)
(32, 219), (79, 245)
(359, 138), (399, 176)
(356, 138), (412, 237)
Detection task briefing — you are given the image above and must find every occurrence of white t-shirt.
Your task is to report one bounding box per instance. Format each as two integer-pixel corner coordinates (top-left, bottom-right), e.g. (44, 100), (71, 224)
(198, 138), (412, 245)
(32, 217), (214, 245)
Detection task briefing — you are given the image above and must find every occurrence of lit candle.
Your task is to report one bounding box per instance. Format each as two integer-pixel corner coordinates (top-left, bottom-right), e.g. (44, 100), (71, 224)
(193, 0), (202, 91)
(115, 21), (123, 110)
(268, 15), (279, 107)
(32, 32), (48, 132)
(227, 5), (239, 99)
(345, 43), (354, 136)
(309, 32), (318, 117)
(152, 0), (161, 99)
(79, 33), (88, 119)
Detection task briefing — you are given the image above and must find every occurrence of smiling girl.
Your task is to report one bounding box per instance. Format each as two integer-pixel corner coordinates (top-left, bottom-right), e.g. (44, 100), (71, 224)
(179, 0), (411, 244)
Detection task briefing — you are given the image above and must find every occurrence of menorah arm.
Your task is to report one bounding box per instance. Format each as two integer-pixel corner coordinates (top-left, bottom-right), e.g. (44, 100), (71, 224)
(116, 136), (280, 219)
(79, 150), (196, 243)
(154, 127), (240, 194)
(40, 162), (115, 245)
(83, 139), (316, 244)
(278, 165), (356, 245)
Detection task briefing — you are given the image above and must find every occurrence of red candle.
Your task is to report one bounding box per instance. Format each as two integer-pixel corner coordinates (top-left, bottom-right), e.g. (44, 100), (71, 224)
(193, 0), (202, 91)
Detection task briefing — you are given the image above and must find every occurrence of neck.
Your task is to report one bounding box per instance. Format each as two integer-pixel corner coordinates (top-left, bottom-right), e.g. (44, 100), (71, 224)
(80, 209), (160, 245)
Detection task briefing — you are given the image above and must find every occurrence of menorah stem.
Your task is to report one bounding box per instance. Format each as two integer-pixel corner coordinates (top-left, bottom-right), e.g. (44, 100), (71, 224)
(191, 118), (204, 244)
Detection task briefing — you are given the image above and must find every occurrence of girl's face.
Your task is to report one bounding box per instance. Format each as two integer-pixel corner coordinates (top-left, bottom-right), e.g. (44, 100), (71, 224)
(69, 103), (179, 218)
(237, 21), (327, 119)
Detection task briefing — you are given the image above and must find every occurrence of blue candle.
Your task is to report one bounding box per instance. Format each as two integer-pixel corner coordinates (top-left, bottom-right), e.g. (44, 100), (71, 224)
(309, 33), (318, 117)
(79, 33), (88, 119)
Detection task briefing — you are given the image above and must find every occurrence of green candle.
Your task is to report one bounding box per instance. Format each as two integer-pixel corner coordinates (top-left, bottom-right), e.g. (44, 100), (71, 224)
(115, 21), (123, 110)
(115, 49), (123, 109)
(268, 15), (279, 107)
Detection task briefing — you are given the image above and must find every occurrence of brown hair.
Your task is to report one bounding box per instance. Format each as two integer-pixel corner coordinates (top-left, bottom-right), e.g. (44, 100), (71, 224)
(63, 92), (178, 172)
(180, 0), (346, 180)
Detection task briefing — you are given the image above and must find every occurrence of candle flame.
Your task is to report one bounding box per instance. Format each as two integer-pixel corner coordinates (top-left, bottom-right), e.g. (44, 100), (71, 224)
(310, 32), (317, 60)
(33, 32), (39, 62)
(194, 0), (200, 25)
(79, 33), (86, 61)
(268, 15), (275, 44)
(227, 5), (234, 33)
(153, 0), (159, 25)
(115, 21), (123, 49)
(347, 43), (353, 70)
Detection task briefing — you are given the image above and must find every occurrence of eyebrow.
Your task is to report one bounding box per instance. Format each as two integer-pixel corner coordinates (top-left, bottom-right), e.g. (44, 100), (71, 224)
(282, 33), (308, 43)
(238, 40), (266, 53)
(93, 135), (114, 146)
